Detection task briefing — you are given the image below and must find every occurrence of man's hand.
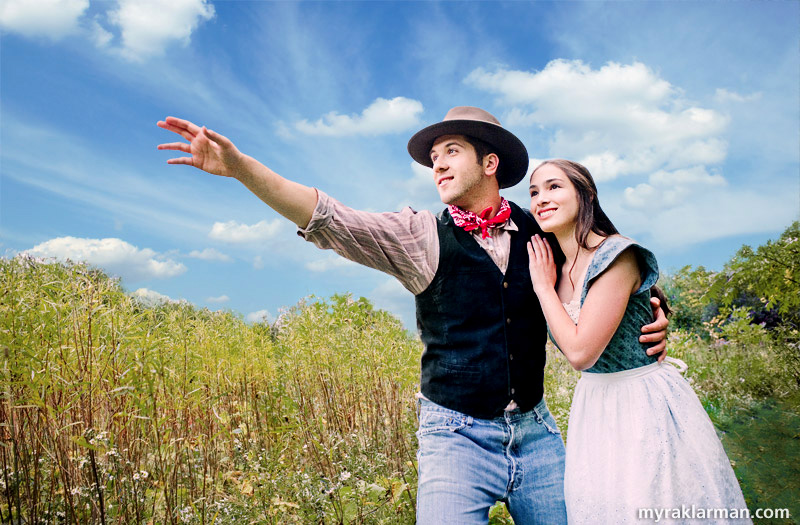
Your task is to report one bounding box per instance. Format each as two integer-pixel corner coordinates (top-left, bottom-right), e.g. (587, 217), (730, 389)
(157, 117), (245, 178)
(641, 297), (669, 362)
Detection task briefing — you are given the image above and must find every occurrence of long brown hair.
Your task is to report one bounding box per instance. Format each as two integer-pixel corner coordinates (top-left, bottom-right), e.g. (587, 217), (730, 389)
(531, 159), (619, 251)
(531, 159), (671, 315)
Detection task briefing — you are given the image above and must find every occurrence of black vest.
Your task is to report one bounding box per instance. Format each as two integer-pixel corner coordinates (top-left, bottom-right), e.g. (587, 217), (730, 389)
(415, 202), (554, 418)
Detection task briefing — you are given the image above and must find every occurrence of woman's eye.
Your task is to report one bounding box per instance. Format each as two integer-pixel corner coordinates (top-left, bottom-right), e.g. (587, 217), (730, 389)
(530, 191), (538, 197)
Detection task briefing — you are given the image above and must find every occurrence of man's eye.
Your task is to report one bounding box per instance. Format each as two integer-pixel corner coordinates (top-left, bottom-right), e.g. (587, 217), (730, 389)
(448, 148), (456, 154)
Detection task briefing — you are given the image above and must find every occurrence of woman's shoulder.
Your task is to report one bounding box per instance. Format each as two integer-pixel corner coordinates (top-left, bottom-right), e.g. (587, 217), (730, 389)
(582, 235), (659, 299)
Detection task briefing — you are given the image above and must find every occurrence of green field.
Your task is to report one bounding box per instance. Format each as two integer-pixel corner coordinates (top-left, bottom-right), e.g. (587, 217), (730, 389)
(2, 223), (798, 524)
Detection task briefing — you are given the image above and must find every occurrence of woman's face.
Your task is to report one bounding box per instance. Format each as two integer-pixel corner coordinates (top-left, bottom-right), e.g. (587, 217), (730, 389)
(529, 163), (580, 234)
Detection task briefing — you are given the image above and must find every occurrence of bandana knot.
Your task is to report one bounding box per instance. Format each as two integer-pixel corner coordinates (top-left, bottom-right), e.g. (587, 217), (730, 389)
(449, 198), (512, 239)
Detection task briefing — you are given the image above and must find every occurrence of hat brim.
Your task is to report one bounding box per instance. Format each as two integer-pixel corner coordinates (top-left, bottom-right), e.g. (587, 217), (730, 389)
(407, 119), (529, 189)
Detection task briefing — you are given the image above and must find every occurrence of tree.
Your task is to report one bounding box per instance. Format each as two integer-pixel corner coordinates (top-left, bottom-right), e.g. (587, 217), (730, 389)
(709, 221), (800, 328)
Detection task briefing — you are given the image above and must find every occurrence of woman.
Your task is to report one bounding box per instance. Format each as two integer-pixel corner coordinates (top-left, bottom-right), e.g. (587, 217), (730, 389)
(527, 159), (750, 523)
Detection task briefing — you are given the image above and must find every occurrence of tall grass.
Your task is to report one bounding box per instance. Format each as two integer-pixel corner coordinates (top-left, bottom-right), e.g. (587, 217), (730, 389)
(2, 257), (797, 523)
(1, 257), (420, 523)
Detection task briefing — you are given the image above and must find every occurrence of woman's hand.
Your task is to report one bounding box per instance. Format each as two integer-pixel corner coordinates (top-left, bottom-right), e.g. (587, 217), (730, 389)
(157, 117), (245, 178)
(527, 234), (557, 295)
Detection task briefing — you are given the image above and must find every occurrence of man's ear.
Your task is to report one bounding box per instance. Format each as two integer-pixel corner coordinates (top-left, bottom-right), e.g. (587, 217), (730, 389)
(484, 152), (499, 177)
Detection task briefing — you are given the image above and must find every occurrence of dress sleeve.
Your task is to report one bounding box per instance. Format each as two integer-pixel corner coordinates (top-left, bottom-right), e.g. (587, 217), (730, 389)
(580, 237), (659, 304)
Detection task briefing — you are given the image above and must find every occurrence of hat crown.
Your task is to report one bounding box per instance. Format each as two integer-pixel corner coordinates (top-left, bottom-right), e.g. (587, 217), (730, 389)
(443, 106), (502, 127)
(407, 105), (528, 189)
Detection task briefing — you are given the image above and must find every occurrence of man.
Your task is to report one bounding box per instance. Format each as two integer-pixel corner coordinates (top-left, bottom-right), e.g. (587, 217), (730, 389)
(157, 107), (668, 524)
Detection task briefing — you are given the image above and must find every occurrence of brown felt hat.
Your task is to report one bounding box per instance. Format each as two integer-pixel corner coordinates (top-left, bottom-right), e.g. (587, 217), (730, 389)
(407, 106), (529, 189)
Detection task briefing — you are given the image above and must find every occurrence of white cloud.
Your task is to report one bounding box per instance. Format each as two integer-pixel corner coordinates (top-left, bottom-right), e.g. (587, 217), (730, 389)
(305, 254), (358, 273)
(209, 220), (283, 243)
(253, 255), (264, 270)
(205, 295), (229, 304)
(89, 15), (113, 48)
(106, 0), (214, 61)
(188, 248), (231, 262)
(714, 88), (763, 104)
(294, 97), (424, 136)
(623, 166), (726, 210)
(465, 60), (730, 180)
(624, 185), (797, 250)
(0, 0), (88, 39)
(246, 309), (274, 324)
(131, 287), (176, 306)
(25, 237), (186, 282)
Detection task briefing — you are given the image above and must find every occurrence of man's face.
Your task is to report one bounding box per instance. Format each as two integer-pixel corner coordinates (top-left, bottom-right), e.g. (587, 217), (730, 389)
(429, 135), (485, 208)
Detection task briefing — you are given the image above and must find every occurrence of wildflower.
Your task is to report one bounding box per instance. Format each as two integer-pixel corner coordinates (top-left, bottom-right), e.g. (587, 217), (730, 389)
(339, 471), (352, 482)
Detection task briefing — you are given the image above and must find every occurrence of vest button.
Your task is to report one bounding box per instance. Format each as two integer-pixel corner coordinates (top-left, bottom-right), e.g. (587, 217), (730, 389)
(503, 281), (509, 288)
(506, 318), (511, 325)
(511, 388), (516, 395)
(509, 354), (514, 361)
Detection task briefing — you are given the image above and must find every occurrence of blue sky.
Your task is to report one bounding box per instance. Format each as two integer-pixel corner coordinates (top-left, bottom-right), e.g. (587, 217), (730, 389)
(2, 0), (798, 329)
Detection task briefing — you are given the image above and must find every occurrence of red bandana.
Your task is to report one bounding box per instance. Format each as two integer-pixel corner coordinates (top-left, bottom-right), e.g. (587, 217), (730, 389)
(449, 198), (512, 239)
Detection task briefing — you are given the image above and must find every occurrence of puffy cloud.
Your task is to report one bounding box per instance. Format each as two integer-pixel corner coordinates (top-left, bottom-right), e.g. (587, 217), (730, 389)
(131, 287), (177, 306)
(89, 15), (113, 48)
(246, 309), (274, 324)
(106, 0), (214, 61)
(0, 0), (213, 61)
(623, 166), (727, 210)
(187, 248), (231, 262)
(25, 237), (186, 282)
(205, 295), (229, 304)
(208, 220), (282, 243)
(621, 185), (797, 250)
(295, 97), (424, 136)
(0, 0), (88, 39)
(465, 60), (729, 180)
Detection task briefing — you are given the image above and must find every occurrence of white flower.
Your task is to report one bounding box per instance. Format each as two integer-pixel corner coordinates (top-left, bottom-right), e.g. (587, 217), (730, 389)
(339, 471), (352, 482)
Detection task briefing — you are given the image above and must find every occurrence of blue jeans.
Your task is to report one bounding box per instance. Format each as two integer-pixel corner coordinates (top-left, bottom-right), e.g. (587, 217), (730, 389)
(416, 397), (567, 524)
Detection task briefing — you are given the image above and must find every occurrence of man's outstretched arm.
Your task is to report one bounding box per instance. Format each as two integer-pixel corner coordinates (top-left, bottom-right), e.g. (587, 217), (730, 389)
(157, 116), (317, 228)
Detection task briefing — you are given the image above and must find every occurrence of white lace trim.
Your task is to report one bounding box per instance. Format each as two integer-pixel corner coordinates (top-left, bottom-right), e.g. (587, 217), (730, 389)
(563, 298), (581, 324)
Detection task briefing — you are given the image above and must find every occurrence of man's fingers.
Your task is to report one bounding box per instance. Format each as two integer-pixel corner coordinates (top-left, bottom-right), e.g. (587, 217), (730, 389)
(641, 330), (667, 348)
(645, 313), (669, 333)
(158, 117), (202, 142)
(166, 157), (196, 166)
(203, 127), (228, 146)
(157, 142), (191, 153)
(164, 116), (202, 134)
(158, 122), (195, 142)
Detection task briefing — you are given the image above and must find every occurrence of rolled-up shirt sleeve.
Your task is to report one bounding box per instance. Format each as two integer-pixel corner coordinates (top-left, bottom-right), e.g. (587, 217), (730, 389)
(297, 190), (439, 295)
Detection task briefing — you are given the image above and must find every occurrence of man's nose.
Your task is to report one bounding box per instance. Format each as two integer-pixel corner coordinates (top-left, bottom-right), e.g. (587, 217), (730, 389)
(433, 157), (448, 172)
